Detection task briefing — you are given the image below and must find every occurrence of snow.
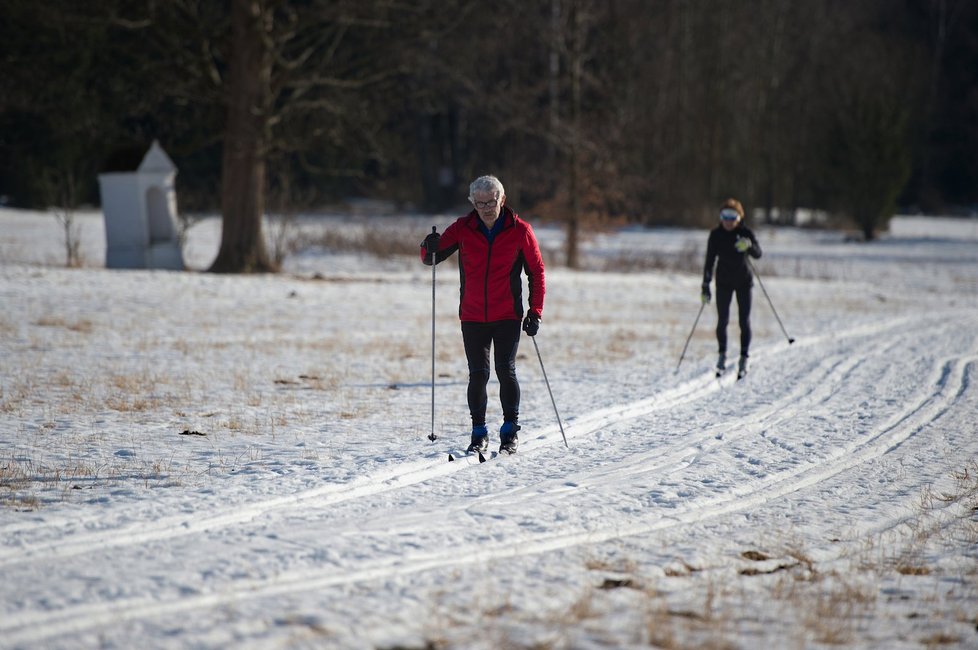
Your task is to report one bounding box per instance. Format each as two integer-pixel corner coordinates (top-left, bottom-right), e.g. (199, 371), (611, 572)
(1, 207), (977, 649)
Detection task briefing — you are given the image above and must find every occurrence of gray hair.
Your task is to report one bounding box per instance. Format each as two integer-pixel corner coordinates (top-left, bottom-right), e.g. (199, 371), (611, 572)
(468, 175), (505, 202)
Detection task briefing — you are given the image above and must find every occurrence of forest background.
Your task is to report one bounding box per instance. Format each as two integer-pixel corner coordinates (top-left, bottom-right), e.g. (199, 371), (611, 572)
(1, 0), (976, 270)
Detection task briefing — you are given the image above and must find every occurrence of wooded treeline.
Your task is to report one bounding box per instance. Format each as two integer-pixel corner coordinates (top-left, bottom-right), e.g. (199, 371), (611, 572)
(1, 1), (976, 267)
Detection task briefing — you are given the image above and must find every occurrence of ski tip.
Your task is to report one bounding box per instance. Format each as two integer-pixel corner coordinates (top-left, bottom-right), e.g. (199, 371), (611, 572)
(448, 453), (455, 462)
(478, 452), (487, 463)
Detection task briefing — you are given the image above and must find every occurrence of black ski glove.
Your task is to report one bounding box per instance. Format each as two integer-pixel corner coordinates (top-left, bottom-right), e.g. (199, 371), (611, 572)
(701, 283), (711, 305)
(522, 313), (540, 337)
(422, 231), (440, 263)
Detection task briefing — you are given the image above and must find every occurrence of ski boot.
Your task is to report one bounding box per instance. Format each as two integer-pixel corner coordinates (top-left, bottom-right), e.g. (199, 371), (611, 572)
(737, 354), (749, 380)
(467, 425), (489, 454)
(498, 422), (521, 454)
(715, 352), (726, 378)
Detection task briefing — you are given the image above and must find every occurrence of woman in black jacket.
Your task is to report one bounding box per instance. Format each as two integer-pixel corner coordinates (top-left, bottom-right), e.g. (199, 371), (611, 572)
(701, 198), (762, 379)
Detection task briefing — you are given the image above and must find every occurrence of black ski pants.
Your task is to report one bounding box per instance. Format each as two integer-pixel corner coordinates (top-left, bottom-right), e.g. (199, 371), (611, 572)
(461, 320), (521, 427)
(715, 283), (752, 357)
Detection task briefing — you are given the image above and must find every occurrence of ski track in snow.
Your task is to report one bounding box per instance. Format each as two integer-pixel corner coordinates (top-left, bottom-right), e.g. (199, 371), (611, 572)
(1, 309), (973, 647)
(0, 311), (930, 565)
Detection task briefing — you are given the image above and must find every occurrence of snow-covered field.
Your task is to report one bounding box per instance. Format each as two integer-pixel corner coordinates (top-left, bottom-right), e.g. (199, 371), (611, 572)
(1, 207), (977, 649)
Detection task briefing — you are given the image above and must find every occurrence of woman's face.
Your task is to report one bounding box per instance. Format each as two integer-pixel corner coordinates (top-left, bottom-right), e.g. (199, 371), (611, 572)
(719, 208), (741, 231)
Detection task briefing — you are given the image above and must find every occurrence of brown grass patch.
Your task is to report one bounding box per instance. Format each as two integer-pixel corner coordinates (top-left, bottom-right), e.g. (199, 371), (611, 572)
(34, 316), (94, 333)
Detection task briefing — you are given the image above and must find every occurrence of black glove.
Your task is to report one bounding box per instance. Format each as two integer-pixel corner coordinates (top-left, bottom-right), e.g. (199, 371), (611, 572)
(701, 283), (711, 305)
(422, 231), (440, 263)
(522, 313), (540, 337)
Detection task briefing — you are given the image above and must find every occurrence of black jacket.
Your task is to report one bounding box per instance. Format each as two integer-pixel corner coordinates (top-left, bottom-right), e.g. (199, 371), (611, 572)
(703, 224), (762, 289)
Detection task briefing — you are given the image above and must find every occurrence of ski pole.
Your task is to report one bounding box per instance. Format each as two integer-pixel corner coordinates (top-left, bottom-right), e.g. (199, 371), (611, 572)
(676, 301), (706, 372)
(531, 335), (568, 448)
(747, 257), (795, 344)
(428, 226), (438, 442)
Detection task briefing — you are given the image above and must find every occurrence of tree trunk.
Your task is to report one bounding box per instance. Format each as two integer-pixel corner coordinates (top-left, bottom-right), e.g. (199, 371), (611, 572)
(209, 0), (276, 273)
(565, 0), (583, 270)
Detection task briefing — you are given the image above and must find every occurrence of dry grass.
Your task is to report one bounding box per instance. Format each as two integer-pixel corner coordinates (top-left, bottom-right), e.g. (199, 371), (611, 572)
(599, 241), (703, 274)
(800, 573), (877, 644)
(885, 462), (978, 579)
(0, 457), (38, 510)
(307, 226), (421, 259)
(34, 315), (94, 333)
(2, 313), (356, 433)
(0, 453), (123, 510)
(0, 381), (32, 413)
(410, 461), (978, 648)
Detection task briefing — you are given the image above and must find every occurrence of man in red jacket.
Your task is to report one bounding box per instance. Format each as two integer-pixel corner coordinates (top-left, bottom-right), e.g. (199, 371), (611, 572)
(421, 175), (546, 454)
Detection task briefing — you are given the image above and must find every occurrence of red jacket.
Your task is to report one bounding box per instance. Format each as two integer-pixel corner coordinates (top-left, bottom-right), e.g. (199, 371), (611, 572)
(421, 207), (545, 322)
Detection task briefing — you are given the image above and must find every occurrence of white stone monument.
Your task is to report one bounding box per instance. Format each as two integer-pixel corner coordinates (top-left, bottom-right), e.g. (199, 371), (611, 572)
(98, 140), (184, 270)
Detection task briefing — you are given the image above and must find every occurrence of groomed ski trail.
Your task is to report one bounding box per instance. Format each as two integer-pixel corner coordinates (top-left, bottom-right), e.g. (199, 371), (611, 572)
(1, 311), (974, 648)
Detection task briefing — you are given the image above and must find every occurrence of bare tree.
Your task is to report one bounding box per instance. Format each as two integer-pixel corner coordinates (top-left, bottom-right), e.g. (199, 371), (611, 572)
(208, 0), (275, 273)
(136, 1), (409, 273)
(44, 168), (83, 267)
(6, 0), (970, 241)
(821, 23), (920, 240)
(265, 164), (316, 266)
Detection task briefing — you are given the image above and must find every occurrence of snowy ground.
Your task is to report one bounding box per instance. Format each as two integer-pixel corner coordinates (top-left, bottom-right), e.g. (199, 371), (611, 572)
(1, 207), (977, 649)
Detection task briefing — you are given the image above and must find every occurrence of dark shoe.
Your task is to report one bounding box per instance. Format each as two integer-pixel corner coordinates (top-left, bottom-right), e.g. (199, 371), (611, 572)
(737, 355), (749, 380)
(467, 425), (489, 453)
(716, 352), (726, 377)
(499, 422), (520, 454)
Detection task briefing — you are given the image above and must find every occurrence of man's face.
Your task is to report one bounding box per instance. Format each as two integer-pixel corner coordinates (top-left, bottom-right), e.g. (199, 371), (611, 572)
(471, 190), (503, 226)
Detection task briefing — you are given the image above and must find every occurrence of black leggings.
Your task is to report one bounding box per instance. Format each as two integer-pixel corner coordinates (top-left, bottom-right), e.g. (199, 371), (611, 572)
(461, 320), (521, 427)
(715, 283), (752, 356)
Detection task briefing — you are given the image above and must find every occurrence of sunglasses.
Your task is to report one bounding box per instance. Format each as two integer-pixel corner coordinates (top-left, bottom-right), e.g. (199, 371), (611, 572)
(719, 209), (740, 221)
